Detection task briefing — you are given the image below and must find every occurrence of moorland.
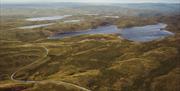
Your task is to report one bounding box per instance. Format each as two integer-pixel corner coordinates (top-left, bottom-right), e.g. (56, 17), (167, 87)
(0, 3), (180, 91)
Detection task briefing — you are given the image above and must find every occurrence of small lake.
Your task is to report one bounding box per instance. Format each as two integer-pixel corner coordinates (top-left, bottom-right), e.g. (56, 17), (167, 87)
(103, 16), (120, 18)
(18, 23), (54, 29)
(63, 20), (81, 23)
(26, 15), (72, 21)
(48, 23), (174, 42)
(84, 14), (99, 16)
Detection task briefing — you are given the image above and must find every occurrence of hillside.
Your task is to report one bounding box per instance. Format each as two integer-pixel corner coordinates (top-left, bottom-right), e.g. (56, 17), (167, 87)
(0, 14), (180, 91)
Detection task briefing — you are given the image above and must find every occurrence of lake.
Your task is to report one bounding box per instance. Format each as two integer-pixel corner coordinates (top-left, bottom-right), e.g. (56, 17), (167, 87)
(84, 14), (99, 16)
(120, 23), (174, 42)
(18, 23), (54, 29)
(103, 16), (120, 18)
(48, 23), (174, 42)
(26, 15), (72, 21)
(63, 20), (81, 23)
(18, 19), (80, 29)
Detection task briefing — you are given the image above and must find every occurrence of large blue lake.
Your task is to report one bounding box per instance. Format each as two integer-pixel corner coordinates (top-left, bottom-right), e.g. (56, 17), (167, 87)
(48, 23), (174, 42)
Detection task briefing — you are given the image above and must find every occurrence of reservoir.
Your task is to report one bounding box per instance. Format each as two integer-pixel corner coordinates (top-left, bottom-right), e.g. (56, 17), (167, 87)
(63, 20), (81, 23)
(26, 15), (72, 21)
(48, 23), (174, 42)
(120, 23), (174, 42)
(18, 23), (54, 29)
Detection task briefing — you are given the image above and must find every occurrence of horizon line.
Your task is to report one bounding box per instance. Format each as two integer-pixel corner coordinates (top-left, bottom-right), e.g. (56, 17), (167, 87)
(1, 1), (180, 4)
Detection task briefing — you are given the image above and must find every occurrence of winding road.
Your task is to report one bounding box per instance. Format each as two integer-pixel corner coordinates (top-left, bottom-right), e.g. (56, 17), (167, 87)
(10, 46), (91, 91)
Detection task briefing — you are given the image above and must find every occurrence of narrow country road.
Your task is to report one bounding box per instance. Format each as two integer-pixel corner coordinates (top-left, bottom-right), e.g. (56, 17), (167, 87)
(10, 46), (91, 91)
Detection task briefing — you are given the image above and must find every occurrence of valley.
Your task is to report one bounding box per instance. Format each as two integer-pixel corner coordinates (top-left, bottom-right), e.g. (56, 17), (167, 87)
(0, 2), (180, 91)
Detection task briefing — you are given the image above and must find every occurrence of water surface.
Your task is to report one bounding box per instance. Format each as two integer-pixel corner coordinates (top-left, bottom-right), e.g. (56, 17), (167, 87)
(48, 25), (120, 39)
(120, 23), (174, 42)
(26, 15), (72, 21)
(48, 23), (174, 42)
(18, 23), (54, 29)
(63, 20), (81, 23)
(84, 14), (99, 16)
(103, 16), (120, 18)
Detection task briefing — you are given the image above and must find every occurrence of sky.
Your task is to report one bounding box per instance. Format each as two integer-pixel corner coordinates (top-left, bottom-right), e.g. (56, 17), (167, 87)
(1, 0), (180, 4)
